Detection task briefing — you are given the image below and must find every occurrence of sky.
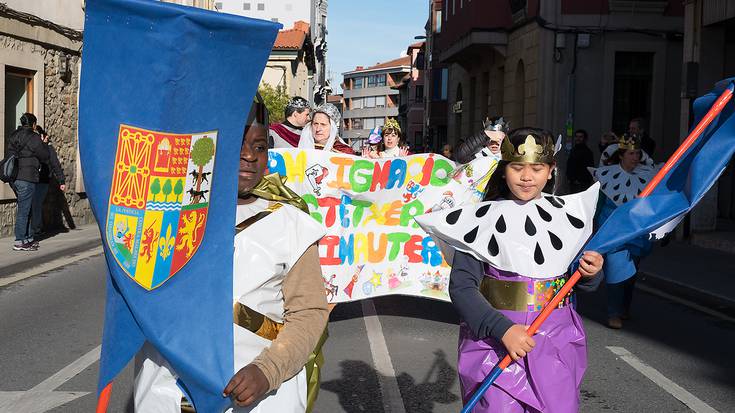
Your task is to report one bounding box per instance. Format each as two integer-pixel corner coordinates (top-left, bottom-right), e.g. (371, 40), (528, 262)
(327, 0), (429, 94)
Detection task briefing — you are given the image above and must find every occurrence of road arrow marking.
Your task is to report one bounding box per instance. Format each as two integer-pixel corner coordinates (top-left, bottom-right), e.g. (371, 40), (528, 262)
(0, 345), (100, 412)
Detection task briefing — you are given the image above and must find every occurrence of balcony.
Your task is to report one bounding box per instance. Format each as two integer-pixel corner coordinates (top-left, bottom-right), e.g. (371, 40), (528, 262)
(343, 107), (399, 119)
(343, 85), (399, 99)
(439, 30), (508, 68)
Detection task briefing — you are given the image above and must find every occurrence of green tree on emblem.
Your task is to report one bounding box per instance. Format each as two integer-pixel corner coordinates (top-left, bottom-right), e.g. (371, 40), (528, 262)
(173, 179), (184, 203)
(190, 136), (215, 204)
(162, 179), (173, 202)
(150, 178), (161, 202)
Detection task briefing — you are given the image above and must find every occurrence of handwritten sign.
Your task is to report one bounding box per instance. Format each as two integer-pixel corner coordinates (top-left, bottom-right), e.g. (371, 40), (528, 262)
(268, 149), (496, 303)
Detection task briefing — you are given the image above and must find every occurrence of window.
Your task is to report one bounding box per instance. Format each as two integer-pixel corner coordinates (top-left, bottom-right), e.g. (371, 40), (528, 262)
(453, 0), (456, 15)
(436, 11), (442, 33)
(352, 118), (363, 129)
(242, 2), (249, 10)
(612, 51), (654, 134)
(353, 77), (363, 89)
(4, 68), (34, 147)
(432, 68), (448, 101)
(367, 74), (387, 88)
(364, 96), (376, 108)
(352, 97), (363, 109)
(375, 96), (386, 107)
(375, 118), (385, 128)
(415, 85), (424, 103)
(257, 3), (264, 11)
(364, 118), (376, 129)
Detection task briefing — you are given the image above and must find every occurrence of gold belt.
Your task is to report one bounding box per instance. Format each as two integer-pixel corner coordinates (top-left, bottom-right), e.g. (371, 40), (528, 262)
(479, 276), (573, 312)
(233, 302), (284, 341)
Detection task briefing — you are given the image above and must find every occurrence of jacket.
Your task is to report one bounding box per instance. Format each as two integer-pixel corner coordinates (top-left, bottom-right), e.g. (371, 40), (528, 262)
(5, 127), (49, 183)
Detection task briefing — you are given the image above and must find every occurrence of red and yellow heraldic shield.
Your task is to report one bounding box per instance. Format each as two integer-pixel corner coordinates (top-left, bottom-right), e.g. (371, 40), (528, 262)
(105, 125), (217, 290)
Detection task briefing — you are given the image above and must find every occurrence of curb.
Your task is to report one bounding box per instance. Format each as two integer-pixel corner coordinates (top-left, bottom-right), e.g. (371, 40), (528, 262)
(0, 238), (102, 279)
(638, 271), (735, 319)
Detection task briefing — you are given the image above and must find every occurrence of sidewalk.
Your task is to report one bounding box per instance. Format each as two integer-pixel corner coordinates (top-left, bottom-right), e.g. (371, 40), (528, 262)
(639, 240), (735, 317)
(0, 224), (102, 279)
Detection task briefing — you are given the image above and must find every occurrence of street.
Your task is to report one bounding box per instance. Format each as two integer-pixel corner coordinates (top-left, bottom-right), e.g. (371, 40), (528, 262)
(1, 254), (733, 412)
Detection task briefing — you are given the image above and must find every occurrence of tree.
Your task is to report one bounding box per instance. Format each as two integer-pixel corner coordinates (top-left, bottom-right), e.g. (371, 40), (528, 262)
(258, 82), (290, 124)
(190, 136), (215, 204)
(150, 178), (161, 202)
(162, 179), (173, 202)
(173, 179), (184, 203)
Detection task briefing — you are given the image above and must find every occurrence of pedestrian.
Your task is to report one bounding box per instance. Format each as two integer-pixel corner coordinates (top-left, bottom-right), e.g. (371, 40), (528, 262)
(421, 128), (604, 412)
(565, 129), (594, 193)
(628, 117), (656, 158)
(441, 144), (453, 160)
(270, 96), (311, 148)
(362, 118), (409, 158)
(299, 103), (354, 154)
(599, 131), (654, 167)
(5, 113), (50, 251)
(592, 135), (656, 329)
(31, 126), (66, 239)
(134, 98), (329, 412)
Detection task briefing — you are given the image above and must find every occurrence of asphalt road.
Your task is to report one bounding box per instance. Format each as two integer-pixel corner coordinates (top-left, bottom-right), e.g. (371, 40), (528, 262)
(1, 255), (733, 412)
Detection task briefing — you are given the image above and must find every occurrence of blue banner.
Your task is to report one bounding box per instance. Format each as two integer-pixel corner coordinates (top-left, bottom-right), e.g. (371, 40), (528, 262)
(79, 0), (278, 410)
(582, 79), (735, 278)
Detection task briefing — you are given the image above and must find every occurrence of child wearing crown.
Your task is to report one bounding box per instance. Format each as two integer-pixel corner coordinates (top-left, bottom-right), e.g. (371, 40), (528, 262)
(416, 128), (605, 412)
(361, 118), (409, 159)
(589, 134), (657, 329)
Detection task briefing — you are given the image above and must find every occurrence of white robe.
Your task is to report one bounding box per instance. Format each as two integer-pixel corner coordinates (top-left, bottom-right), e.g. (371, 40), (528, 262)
(133, 198), (325, 412)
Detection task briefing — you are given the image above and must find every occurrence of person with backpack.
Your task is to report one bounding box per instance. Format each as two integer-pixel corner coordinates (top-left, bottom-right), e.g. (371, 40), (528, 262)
(4, 113), (49, 251)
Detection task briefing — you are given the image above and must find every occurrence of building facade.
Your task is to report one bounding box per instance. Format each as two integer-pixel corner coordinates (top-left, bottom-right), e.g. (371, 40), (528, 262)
(0, 1), (91, 237)
(216, 0), (329, 104)
(341, 56), (411, 145)
(262, 21), (316, 99)
(394, 42), (427, 150)
(680, 0), (735, 236)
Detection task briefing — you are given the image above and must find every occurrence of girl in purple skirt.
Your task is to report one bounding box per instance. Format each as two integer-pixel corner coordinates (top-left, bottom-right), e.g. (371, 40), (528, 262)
(417, 129), (605, 412)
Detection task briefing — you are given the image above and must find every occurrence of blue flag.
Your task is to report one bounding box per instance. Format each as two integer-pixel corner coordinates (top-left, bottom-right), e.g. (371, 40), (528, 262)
(583, 79), (735, 272)
(79, 0), (279, 410)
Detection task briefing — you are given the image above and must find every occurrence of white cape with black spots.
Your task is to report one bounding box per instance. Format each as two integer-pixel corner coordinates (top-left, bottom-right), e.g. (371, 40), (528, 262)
(415, 183), (599, 279)
(589, 164), (658, 206)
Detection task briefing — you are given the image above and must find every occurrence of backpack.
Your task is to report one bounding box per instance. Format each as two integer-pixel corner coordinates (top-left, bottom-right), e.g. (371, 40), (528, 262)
(0, 131), (31, 183)
(0, 153), (19, 183)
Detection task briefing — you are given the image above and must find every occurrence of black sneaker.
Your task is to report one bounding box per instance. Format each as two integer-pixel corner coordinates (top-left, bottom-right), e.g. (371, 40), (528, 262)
(12, 242), (38, 251)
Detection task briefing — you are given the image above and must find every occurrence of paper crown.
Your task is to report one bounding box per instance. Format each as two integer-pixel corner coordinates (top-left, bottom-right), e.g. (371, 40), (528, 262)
(618, 134), (641, 150)
(383, 118), (401, 133)
(501, 134), (556, 164)
(483, 116), (509, 132)
(313, 103), (341, 126)
(286, 96), (310, 110)
(367, 127), (382, 144)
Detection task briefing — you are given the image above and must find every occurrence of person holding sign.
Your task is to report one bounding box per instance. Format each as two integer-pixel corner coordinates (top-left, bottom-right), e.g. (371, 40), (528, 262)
(416, 128), (604, 413)
(362, 118), (409, 159)
(298, 103), (354, 155)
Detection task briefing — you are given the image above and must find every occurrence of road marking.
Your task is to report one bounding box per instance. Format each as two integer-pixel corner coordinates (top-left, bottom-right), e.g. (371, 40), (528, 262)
(0, 345), (100, 412)
(362, 299), (407, 413)
(0, 247), (103, 288)
(637, 283), (735, 323)
(607, 346), (719, 413)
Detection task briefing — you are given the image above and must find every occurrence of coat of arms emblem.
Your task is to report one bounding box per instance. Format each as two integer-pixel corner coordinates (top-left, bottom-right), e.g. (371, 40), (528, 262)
(105, 125), (217, 290)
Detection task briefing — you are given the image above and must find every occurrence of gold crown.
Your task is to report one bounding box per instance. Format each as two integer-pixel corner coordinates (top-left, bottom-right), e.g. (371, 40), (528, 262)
(501, 134), (555, 163)
(618, 135), (640, 150)
(383, 118), (401, 133)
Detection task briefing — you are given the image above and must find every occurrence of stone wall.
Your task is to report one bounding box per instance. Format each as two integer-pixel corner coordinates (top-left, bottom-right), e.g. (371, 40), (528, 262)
(0, 32), (95, 238)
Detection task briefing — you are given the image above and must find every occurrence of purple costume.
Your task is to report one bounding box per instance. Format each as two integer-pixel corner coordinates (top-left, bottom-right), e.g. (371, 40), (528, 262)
(455, 264), (589, 412)
(416, 185), (602, 413)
